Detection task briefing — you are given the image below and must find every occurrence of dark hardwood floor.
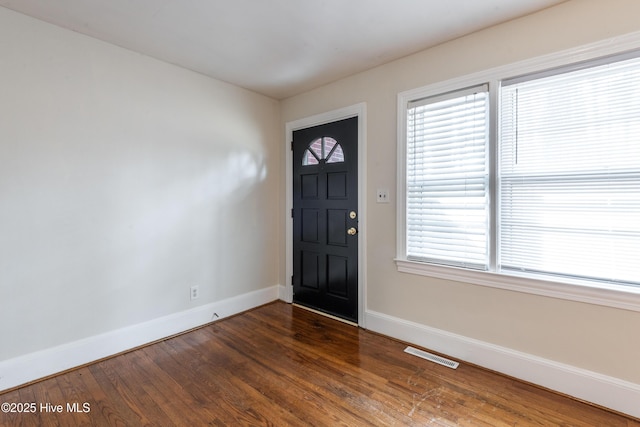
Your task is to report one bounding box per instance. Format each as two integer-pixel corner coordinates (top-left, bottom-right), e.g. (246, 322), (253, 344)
(1, 301), (637, 426)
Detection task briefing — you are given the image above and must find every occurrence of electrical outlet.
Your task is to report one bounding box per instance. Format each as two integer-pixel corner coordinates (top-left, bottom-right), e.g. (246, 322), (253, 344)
(190, 285), (199, 301)
(376, 189), (390, 203)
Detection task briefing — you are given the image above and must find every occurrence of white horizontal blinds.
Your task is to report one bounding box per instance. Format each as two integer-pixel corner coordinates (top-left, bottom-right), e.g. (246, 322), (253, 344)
(499, 53), (640, 285)
(406, 85), (490, 269)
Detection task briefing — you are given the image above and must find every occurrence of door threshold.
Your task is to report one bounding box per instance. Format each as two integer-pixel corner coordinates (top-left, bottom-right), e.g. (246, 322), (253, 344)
(292, 304), (358, 327)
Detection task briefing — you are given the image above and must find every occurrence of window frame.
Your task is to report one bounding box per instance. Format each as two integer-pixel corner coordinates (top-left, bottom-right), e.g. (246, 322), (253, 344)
(396, 32), (640, 313)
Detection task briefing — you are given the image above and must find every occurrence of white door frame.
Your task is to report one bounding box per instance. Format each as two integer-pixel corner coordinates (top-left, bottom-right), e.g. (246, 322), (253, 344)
(285, 103), (367, 327)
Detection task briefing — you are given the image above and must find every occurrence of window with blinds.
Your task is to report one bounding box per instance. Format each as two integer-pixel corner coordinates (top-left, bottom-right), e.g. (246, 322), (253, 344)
(406, 85), (489, 269)
(401, 49), (640, 289)
(499, 54), (640, 286)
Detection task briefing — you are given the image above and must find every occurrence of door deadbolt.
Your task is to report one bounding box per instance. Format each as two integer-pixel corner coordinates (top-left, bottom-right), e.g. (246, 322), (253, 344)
(347, 227), (358, 236)
(349, 211), (357, 219)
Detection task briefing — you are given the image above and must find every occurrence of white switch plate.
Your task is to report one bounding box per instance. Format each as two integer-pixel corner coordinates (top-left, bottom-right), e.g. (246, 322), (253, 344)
(376, 189), (389, 203)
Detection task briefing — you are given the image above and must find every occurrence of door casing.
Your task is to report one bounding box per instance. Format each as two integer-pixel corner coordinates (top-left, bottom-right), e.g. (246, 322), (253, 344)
(285, 103), (367, 326)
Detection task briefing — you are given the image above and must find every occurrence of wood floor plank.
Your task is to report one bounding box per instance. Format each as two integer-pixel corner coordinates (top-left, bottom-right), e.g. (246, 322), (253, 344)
(162, 331), (314, 425)
(87, 359), (152, 426)
(16, 387), (41, 427)
(147, 339), (298, 425)
(53, 372), (94, 427)
(1, 301), (638, 426)
(203, 322), (372, 425)
(98, 351), (174, 426)
(74, 367), (119, 426)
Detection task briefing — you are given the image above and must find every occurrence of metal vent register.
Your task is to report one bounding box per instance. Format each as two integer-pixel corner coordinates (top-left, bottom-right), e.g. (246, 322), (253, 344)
(404, 346), (459, 369)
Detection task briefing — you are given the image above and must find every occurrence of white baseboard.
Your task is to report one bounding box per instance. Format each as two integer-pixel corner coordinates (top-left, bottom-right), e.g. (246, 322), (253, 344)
(365, 309), (640, 419)
(0, 285), (280, 392)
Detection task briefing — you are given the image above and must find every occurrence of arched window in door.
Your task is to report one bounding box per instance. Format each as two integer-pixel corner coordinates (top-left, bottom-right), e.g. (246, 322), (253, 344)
(302, 137), (344, 165)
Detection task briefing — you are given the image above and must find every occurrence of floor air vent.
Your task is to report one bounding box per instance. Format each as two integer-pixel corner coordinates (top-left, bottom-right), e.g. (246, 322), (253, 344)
(404, 346), (459, 369)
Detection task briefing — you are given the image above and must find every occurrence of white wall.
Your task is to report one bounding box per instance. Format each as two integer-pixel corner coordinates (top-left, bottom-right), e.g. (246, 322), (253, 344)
(0, 7), (280, 365)
(281, 0), (640, 416)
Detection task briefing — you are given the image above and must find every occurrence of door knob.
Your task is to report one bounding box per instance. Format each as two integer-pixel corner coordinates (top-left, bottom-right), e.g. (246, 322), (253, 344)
(347, 227), (358, 236)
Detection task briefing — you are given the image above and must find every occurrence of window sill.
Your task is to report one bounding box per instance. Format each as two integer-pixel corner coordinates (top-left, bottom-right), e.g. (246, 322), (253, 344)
(395, 259), (640, 313)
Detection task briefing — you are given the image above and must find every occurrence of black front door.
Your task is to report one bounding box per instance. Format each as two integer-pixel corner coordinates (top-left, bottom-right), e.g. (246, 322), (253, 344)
(292, 117), (358, 323)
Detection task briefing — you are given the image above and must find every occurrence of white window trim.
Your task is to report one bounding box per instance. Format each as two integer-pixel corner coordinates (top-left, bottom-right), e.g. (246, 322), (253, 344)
(396, 31), (640, 313)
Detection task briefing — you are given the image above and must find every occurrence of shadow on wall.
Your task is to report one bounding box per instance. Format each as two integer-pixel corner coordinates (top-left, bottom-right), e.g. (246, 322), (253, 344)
(197, 149), (268, 204)
(104, 145), (270, 300)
